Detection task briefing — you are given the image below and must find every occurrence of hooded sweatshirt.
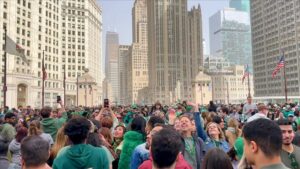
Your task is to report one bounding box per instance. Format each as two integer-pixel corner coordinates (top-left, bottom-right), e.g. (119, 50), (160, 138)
(118, 131), (145, 169)
(8, 139), (21, 168)
(53, 144), (109, 169)
(40, 116), (66, 141)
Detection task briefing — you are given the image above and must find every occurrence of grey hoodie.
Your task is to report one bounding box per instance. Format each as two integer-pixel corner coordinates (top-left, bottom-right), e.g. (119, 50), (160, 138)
(8, 139), (21, 168)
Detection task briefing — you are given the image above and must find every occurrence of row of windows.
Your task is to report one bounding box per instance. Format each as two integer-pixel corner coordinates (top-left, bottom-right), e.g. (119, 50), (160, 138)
(17, 0), (31, 9)
(62, 51), (85, 57)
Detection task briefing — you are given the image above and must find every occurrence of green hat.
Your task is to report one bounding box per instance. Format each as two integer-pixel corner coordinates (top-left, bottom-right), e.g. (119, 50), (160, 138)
(186, 105), (193, 112)
(131, 104), (138, 109)
(234, 137), (244, 160)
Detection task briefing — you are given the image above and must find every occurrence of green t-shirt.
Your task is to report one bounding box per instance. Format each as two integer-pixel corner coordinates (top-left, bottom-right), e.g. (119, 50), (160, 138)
(184, 137), (197, 169)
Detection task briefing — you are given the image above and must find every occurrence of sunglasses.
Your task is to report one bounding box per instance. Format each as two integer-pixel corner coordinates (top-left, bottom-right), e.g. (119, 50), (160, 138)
(288, 153), (299, 169)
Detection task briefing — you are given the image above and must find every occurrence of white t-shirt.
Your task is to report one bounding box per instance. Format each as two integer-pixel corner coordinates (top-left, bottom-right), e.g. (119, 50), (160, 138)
(243, 103), (257, 118)
(247, 113), (268, 123)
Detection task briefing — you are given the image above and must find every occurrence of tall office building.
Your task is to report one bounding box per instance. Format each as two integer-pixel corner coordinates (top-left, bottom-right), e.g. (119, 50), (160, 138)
(119, 45), (130, 105)
(251, 0), (300, 101)
(0, 0), (63, 108)
(209, 8), (252, 71)
(105, 32), (119, 103)
(126, 0), (149, 104)
(61, 0), (102, 106)
(147, 0), (203, 104)
(229, 0), (250, 12)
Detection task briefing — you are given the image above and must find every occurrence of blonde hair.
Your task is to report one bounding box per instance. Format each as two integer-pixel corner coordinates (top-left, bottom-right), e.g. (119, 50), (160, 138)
(51, 126), (68, 158)
(206, 122), (225, 140)
(227, 118), (241, 137)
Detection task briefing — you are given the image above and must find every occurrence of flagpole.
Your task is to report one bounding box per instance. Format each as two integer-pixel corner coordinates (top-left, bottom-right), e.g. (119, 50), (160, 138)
(76, 74), (79, 107)
(283, 51), (288, 103)
(247, 69), (251, 98)
(63, 67), (66, 107)
(3, 26), (7, 108)
(42, 50), (45, 108)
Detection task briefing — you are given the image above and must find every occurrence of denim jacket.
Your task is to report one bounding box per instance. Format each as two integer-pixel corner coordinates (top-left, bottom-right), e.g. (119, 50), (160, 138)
(204, 137), (230, 153)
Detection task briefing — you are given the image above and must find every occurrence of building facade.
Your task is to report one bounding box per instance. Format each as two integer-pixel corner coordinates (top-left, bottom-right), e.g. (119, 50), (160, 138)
(250, 0), (300, 101)
(229, 0), (250, 12)
(0, 0), (63, 108)
(61, 0), (102, 107)
(119, 45), (130, 105)
(204, 55), (231, 73)
(191, 71), (212, 105)
(210, 65), (254, 104)
(127, 0), (149, 104)
(0, 0), (102, 108)
(209, 8), (252, 72)
(105, 31), (119, 103)
(147, 0), (203, 104)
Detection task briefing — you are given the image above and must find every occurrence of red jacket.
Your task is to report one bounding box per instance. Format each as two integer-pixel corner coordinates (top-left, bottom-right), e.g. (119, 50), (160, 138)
(138, 153), (192, 169)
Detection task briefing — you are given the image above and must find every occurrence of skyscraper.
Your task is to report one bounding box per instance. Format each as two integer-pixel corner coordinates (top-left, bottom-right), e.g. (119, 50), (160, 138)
(119, 45), (130, 105)
(147, 0), (203, 104)
(105, 32), (119, 103)
(61, 0), (102, 106)
(126, 0), (149, 104)
(251, 0), (300, 101)
(229, 0), (250, 12)
(209, 8), (252, 71)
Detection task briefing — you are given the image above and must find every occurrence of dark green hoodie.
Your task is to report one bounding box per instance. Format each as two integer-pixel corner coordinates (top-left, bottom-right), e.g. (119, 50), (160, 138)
(40, 114), (67, 141)
(53, 144), (109, 169)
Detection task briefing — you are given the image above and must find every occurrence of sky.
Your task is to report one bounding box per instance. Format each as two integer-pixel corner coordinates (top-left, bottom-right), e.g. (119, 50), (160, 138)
(98, 0), (229, 55)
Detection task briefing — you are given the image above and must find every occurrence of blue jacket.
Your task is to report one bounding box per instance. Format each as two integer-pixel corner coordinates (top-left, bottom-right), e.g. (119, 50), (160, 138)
(130, 143), (149, 169)
(204, 138), (230, 153)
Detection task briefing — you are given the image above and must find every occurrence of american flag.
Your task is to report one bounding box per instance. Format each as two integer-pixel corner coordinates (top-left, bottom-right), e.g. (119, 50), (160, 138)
(242, 64), (250, 83)
(272, 56), (285, 78)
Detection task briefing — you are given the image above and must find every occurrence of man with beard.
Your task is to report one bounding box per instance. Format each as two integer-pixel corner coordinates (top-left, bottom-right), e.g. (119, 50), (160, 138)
(0, 112), (16, 141)
(277, 119), (300, 169)
(243, 118), (288, 169)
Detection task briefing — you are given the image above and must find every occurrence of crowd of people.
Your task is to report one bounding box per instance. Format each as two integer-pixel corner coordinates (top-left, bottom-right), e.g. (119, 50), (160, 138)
(0, 96), (299, 169)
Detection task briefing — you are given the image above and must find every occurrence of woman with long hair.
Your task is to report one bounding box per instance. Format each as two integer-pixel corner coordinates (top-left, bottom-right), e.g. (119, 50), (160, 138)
(205, 122), (230, 153)
(225, 118), (242, 147)
(8, 127), (28, 169)
(112, 125), (126, 154)
(48, 125), (68, 166)
(28, 120), (53, 146)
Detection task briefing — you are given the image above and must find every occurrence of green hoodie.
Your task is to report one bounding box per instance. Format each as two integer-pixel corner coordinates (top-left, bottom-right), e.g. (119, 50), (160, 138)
(40, 114), (67, 141)
(53, 144), (109, 169)
(118, 131), (145, 169)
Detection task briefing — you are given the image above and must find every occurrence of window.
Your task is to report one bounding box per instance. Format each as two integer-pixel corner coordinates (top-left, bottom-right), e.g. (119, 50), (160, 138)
(3, 12), (7, 19)
(4, 2), (7, 9)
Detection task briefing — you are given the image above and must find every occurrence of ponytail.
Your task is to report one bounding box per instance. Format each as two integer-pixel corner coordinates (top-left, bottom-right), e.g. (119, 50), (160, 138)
(29, 120), (41, 136)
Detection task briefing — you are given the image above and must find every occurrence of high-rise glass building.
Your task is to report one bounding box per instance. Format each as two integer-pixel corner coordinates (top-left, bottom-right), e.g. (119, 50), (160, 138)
(209, 8), (252, 72)
(229, 0), (250, 12)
